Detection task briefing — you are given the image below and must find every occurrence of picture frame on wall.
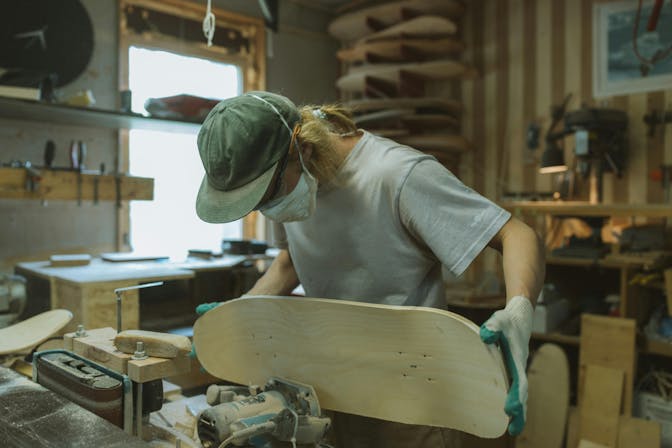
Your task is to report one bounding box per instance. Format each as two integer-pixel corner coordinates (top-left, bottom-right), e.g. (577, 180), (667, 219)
(593, 0), (672, 98)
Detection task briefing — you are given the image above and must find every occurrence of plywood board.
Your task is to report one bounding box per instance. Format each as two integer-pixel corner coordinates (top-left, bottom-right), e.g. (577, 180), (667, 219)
(336, 60), (477, 93)
(360, 16), (457, 42)
(578, 364), (623, 447)
(193, 296), (509, 438)
(617, 416), (660, 448)
(395, 134), (472, 152)
(328, 0), (464, 42)
(579, 314), (636, 415)
(516, 343), (569, 448)
(0, 309), (73, 355)
(337, 37), (464, 63)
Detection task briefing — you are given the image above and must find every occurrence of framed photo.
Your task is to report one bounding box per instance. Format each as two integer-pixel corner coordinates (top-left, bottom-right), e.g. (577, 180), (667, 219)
(593, 0), (672, 98)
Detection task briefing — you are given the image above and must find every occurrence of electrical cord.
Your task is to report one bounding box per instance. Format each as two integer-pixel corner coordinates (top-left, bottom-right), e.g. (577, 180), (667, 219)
(217, 421), (277, 448)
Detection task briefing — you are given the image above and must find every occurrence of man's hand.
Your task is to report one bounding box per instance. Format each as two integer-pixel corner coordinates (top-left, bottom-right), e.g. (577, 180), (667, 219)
(479, 295), (533, 436)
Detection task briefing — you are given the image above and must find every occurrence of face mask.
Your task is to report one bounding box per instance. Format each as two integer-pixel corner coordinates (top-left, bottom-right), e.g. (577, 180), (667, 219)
(259, 154), (317, 223)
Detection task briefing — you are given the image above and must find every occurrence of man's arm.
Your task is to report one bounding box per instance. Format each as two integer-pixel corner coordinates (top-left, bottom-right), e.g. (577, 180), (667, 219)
(246, 249), (300, 296)
(488, 216), (545, 305)
(481, 216), (545, 435)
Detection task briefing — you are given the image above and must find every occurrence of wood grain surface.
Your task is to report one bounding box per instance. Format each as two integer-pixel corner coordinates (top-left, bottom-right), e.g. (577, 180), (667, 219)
(516, 343), (569, 448)
(193, 295), (509, 438)
(337, 37), (464, 64)
(0, 309), (72, 355)
(359, 16), (458, 42)
(328, 0), (464, 42)
(336, 60), (477, 93)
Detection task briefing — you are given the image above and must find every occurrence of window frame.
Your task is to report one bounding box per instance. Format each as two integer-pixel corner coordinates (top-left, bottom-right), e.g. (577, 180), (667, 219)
(117, 0), (266, 250)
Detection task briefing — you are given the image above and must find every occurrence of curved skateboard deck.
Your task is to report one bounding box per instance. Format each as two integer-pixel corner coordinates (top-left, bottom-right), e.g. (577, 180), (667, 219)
(0, 309), (73, 355)
(346, 97), (463, 116)
(193, 296), (509, 438)
(336, 60), (477, 94)
(360, 16), (458, 43)
(337, 37), (465, 64)
(515, 343), (569, 448)
(395, 133), (473, 153)
(328, 0), (464, 42)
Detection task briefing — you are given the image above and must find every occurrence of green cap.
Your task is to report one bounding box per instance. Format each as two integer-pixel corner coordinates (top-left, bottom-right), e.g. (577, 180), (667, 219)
(196, 91), (300, 223)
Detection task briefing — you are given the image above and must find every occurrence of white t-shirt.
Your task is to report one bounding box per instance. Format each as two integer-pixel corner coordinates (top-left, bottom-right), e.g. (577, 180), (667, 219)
(272, 131), (510, 309)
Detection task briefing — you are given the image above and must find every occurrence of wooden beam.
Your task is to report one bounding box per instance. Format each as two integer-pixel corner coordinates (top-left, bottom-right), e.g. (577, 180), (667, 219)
(0, 167), (153, 201)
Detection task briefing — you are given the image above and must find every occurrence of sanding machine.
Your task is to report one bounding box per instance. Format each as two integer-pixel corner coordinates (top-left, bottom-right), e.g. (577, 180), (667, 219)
(31, 282), (189, 439)
(197, 377), (332, 448)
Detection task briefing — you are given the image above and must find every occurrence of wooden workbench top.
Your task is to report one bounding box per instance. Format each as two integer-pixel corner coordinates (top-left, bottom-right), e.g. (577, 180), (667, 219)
(16, 253), (275, 283)
(0, 366), (149, 447)
(15, 259), (195, 284)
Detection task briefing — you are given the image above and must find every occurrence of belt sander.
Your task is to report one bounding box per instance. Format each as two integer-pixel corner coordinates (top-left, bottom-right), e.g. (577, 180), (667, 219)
(33, 350), (163, 430)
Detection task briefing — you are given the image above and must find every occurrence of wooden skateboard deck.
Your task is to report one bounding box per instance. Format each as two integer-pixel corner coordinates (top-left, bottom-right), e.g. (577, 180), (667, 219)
(328, 0), (464, 42)
(336, 60), (477, 94)
(395, 133), (472, 153)
(337, 37), (465, 64)
(346, 97), (463, 116)
(515, 343), (569, 448)
(193, 296), (509, 438)
(0, 309), (73, 355)
(360, 16), (458, 43)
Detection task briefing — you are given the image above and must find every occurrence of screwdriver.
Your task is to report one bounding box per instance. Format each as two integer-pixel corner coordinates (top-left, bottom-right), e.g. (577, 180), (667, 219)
(44, 140), (55, 169)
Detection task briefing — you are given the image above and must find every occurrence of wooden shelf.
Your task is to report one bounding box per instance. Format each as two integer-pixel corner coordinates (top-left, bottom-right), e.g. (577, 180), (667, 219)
(642, 338), (672, 357)
(0, 167), (153, 201)
(0, 96), (202, 133)
(546, 256), (646, 269)
(531, 332), (580, 346)
(500, 201), (672, 218)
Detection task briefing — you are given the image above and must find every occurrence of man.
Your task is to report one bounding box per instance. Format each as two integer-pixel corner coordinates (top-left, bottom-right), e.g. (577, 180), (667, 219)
(195, 91), (544, 447)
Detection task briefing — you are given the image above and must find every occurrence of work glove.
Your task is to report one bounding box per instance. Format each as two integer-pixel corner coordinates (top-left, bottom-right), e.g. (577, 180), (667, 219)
(196, 301), (222, 315)
(479, 295), (534, 436)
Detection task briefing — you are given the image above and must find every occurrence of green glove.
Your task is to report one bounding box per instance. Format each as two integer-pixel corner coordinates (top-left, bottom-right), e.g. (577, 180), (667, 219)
(196, 301), (222, 315)
(480, 295), (534, 436)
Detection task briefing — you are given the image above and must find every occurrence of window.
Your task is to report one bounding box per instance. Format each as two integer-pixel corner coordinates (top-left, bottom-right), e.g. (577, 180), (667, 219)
(127, 47), (242, 259)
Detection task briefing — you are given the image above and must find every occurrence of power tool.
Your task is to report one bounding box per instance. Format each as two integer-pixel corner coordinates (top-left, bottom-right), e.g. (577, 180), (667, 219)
(197, 377), (331, 448)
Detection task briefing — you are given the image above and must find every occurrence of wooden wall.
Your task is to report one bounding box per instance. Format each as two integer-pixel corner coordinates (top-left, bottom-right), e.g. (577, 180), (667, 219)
(460, 0), (672, 206)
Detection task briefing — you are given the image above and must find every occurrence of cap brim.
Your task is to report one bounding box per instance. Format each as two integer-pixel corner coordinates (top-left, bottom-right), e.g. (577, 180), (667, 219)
(196, 160), (279, 223)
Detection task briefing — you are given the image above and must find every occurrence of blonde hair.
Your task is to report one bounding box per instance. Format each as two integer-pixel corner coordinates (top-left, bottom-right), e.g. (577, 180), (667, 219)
(296, 104), (358, 184)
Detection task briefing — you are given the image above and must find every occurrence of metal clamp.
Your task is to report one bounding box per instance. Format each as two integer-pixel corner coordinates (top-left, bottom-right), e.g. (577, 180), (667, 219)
(113, 282), (164, 333)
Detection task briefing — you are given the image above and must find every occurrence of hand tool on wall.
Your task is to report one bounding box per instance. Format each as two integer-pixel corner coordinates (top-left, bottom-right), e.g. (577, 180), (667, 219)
(23, 161), (42, 193)
(71, 140), (87, 205)
(44, 140), (55, 168)
(93, 162), (105, 205)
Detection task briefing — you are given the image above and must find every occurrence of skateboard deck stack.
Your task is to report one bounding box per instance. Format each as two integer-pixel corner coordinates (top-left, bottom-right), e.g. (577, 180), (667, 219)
(328, 0), (475, 174)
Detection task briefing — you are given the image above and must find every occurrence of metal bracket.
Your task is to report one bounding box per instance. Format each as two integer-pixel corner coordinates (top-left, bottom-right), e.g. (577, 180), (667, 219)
(113, 282), (163, 333)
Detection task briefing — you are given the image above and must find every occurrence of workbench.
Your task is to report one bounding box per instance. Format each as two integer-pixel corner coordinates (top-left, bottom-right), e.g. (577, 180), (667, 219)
(14, 255), (270, 333)
(0, 366), (149, 447)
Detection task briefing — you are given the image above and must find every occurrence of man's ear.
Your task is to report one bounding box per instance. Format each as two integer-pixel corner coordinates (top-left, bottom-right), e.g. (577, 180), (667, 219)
(301, 143), (314, 164)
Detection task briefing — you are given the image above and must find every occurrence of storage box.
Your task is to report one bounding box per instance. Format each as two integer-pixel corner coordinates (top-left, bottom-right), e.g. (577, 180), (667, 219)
(635, 391), (672, 447)
(532, 298), (569, 333)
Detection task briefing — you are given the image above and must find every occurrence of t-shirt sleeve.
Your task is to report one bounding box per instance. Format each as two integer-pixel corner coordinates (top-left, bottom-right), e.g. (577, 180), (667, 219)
(399, 159), (511, 276)
(270, 221), (288, 249)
